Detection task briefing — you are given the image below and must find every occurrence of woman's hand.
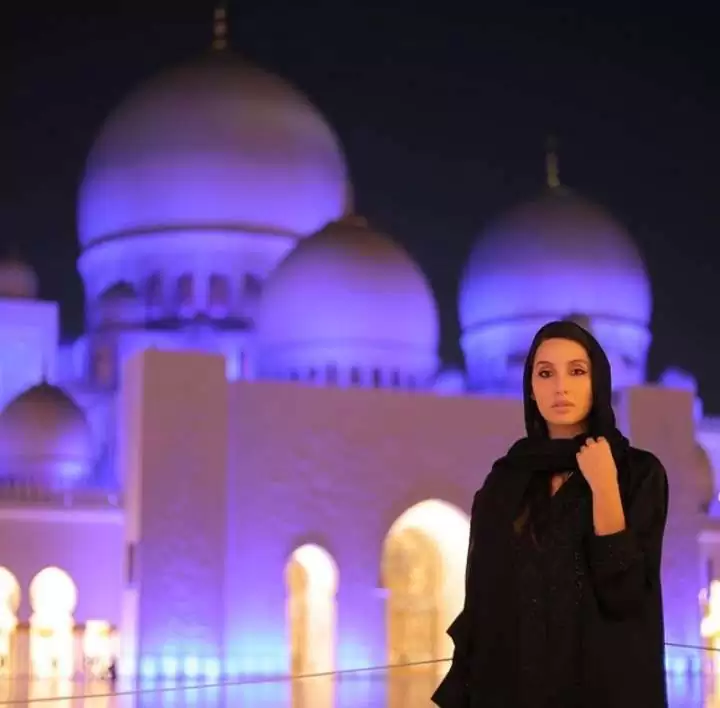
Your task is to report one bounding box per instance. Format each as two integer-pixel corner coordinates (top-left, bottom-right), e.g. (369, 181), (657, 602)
(578, 437), (626, 536)
(576, 436), (618, 493)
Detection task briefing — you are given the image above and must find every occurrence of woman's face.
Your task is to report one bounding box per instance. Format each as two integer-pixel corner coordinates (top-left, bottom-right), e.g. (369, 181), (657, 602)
(531, 337), (593, 438)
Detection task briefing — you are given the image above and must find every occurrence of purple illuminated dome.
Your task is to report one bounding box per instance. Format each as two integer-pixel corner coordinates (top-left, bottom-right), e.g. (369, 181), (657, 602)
(459, 188), (651, 330)
(77, 54), (350, 249)
(0, 382), (93, 487)
(459, 185), (653, 392)
(257, 214), (439, 387)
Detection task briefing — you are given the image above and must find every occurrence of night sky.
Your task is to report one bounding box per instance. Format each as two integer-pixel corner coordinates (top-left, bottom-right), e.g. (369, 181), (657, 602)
(5, 6), (719, 408)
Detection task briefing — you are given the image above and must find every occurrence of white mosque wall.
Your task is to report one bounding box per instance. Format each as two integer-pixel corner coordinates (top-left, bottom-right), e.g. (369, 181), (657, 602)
(117, 349), (228, 679)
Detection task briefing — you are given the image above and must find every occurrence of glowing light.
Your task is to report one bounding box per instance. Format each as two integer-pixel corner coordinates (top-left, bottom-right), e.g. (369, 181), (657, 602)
(700, 580), (720, 639)
(0, 567), (19, 675)
(83, 620), (113, 678)
(204, 657), (221, 679)
(0, 567), (19, 613)
(286, 544), (339, 676)
(141, 656), (157, 679)
(386, 499), (470, 543)
(30, 566), (77, 614)
(134, 653), (224, 681)
(29, 567), (77, 679)
(161, 656), (178, 677)
(184, 656), (200, 677)
(699, 580), (720, 679)
(290, 544), (339, 595)
(382, 499), (470, 668)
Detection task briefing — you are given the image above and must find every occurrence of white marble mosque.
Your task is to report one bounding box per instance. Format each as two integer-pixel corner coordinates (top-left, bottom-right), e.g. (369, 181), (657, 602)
(2, 8), (720, 708)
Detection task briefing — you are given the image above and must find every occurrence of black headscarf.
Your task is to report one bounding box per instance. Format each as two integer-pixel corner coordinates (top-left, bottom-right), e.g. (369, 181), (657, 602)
(504, 319), (629, 473)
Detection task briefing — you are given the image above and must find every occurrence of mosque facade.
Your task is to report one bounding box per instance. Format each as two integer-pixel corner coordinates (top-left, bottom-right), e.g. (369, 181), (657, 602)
(0, 13), (719, 686)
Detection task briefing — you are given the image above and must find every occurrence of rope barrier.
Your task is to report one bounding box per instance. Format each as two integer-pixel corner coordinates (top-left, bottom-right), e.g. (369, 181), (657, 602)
(1, 640), (716, 704)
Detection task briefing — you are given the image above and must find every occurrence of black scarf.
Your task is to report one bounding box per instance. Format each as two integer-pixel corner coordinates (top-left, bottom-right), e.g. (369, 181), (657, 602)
(489, 320), (630, 529)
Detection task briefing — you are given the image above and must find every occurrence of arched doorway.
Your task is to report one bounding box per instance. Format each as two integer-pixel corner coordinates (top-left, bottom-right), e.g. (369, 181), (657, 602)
(285, 544), (338, 677)
(381, 500), (470, 670)
(0, 567), (20, 675)
(29, 566), (77, 679)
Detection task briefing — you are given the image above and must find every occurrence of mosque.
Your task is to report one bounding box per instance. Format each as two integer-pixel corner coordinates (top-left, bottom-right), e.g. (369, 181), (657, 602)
(0, 7), (719, 690)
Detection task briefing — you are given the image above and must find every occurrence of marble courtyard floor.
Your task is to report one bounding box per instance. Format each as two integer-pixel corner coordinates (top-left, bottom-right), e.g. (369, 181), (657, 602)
(0, 662), (716, 707)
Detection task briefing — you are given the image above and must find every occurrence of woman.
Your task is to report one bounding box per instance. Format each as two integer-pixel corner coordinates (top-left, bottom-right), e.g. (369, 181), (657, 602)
(432, 320), (669, 707)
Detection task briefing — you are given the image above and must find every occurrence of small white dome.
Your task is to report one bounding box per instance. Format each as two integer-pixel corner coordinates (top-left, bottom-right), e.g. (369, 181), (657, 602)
(257, 215), (439, 387)
(0, 256), (38, 299)
(78, 54), (349, 249)
(0, 383), (93, 488)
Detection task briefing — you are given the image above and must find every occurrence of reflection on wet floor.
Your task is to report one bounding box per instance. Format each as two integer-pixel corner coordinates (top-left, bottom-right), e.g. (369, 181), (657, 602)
(0, 663), (718, 707)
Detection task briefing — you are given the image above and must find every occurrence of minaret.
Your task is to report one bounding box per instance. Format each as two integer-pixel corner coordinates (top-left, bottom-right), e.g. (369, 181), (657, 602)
(545, 135), (561, 189)
(212, 3), (229, 51)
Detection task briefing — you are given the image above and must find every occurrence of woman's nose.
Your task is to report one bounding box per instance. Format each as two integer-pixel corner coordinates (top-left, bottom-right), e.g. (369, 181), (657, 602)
(554, 377), (570, 394)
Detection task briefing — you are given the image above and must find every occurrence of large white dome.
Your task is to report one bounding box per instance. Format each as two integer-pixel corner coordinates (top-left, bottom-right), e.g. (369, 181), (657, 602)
(459, 188), (651, 330)
(257, 215), (439, 388)
(78, 53), (350, 249)
(459, 187), (653, 392)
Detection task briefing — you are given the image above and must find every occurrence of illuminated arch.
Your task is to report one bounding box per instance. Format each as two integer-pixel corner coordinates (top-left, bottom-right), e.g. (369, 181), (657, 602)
(381, 500), (470, 670)
(0, 568), (20, 614)
(285, 544), (339, 676)
(0, 567), (20, 675)
(29, 567), (78, 679)
(30, 567), (77, 615)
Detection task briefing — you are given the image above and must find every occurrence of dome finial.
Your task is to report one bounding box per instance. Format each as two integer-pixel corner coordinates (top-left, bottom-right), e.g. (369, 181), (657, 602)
(545, 135), (561, 189)
(339, 181), (369, 226)
(41, 355), (50, 383)
(212, 3), (229, 52)
(343, 179), (356, 217)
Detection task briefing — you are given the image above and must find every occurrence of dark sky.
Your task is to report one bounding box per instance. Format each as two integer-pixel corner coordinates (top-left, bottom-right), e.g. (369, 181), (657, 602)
(5, 5), (719, 409)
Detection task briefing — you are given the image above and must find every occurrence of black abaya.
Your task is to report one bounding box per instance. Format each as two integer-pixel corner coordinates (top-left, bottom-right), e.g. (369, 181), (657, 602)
(432, 321), (670, 708)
